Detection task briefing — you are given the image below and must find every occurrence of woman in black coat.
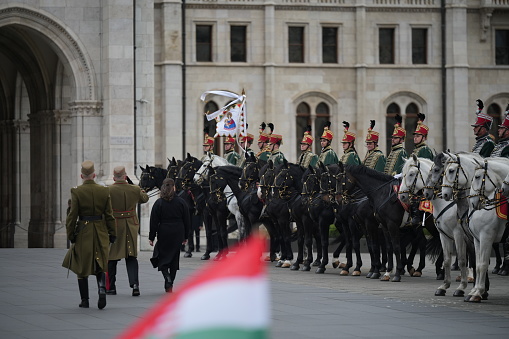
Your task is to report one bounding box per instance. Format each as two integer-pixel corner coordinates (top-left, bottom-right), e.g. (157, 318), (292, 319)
(149, 178), (190, 292)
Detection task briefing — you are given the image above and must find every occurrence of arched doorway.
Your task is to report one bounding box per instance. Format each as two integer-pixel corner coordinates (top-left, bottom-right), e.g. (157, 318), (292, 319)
(0, 7), (98, 248)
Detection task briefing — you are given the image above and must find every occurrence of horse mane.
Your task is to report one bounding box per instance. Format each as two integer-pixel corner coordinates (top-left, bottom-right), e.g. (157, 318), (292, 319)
(402, 156), (433, 173)
(345, 164), (394, 182)
(216, 165), (243, 179)
(274, 162), (304, 190)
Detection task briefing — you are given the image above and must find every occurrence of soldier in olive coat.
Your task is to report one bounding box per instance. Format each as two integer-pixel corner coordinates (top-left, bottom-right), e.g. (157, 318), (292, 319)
(384, 114), (408, 176)
(362, 120), (386, 172)
(297, 125), (319, 168)
(62, 160), (116, 309)
(318, 121), (339, 166)
(471, 99), (495, 158)
(238, 133), (255, 168)
(223, 136), (241, 166)
(256, 122), (272, 162)
(107, 166), (149, 296)
(340, 121), (361, 165)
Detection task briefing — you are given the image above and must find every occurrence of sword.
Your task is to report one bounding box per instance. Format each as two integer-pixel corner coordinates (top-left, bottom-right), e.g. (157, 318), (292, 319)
(67, 243), (74, 279)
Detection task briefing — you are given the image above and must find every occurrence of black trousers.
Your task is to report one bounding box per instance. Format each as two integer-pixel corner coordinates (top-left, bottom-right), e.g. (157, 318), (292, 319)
(108, 256), (139, 289)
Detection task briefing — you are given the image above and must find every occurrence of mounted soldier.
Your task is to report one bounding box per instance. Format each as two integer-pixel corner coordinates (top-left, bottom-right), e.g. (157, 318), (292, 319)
(491, 104), (509, 158)
(268, 133), (286, 166)
(223, 136), (240, 166)
(297, 125), (319, 168)
(238, 133), (255, 168)
(340, 121), (361, 165)
(362, 120), (386, 172)
(201, 127), (215, 162)
(256, 122), (272, 162)
(412, 113), (434, 160)
(384, 114), (408, 176)
(471, 99), (495, 158)
(318, 121), (339, 165)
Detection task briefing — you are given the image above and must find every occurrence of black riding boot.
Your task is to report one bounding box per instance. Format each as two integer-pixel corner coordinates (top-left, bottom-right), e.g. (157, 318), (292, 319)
(96, 273), (107, 309)
(409, 200), (423, 226)
(499, 242), (509, 276)
(162, 269), (173, 293)
(106, 260), (117, 295)
(78, 278), (89, 308)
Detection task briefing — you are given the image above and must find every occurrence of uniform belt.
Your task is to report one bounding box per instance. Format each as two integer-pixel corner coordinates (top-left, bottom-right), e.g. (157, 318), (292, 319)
(113, 210), (135, 218)
(79, 215), (102, 221)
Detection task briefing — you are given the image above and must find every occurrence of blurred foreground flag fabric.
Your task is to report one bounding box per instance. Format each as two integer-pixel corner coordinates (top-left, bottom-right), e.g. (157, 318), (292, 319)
(117, 234), (269, 339)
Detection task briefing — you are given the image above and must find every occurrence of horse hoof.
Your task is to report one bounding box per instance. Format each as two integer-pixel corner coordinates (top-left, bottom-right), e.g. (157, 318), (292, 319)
(352, 270), (361, 276)
(392, 276), (401, 282)
(201, 254), (210, 260)
(290, 264), (300, 271)
(263, 255), (272, 262)
(464, 295), (472, 302)
(498, 270), (508, 276)
(332, 260), (340, 269)
(468, 277), (475, 283)
(380, 275), (390, 281)
(453, 290), (465, 297)
(339, 270), (349, 276)
(301, 266), (311, 272)
(339, 262), (347, 269)
(412, 271), (422, 277)
(469, 296), (482, 303)
(281, 260), (292, 268)
(455, 275), (461, 282)
(312, 260), (321, 267)
(315, 267), (326, 274)
(491, 267), (500, 274)
(436, 273), (445, 280)
(435, 289), (446, 296)
(183, 252), (192, 258)
(275, 260), (283, 268)
(366, 272), (373, 279)
(371, 273), (381, 280)
(408, 267), (416, 276)
(482, 292), (489, 300)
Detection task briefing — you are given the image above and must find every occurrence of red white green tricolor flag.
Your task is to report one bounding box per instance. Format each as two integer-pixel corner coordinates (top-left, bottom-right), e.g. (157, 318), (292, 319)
(116, 234), (269, 339)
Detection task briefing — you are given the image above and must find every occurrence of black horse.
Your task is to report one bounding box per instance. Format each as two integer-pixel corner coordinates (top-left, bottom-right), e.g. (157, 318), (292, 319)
(139, 165), (168, 193)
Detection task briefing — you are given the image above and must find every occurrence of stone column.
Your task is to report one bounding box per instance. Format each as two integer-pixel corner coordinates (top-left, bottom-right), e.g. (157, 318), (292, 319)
(0, 120), (15, 248)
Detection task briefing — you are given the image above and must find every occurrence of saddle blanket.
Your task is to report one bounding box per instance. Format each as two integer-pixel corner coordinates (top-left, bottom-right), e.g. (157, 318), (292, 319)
(393, 184), (410, 212)
(419, 200), (433, 213)
(496, 192), (508, 220)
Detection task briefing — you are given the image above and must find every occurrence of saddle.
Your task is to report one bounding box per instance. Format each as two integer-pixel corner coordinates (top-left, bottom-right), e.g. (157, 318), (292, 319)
(496, 192), (508, 220)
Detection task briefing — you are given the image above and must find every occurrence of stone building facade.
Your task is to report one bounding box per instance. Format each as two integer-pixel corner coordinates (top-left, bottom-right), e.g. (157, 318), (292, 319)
(1, 0), (508, 248)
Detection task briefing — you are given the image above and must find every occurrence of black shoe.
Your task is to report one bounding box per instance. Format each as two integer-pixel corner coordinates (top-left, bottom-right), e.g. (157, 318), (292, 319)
(79, 299), (89, 308)
(97, 273), (107, 309)
(196, 248), (201, 252)
(106, 289), (116, 295)
(132, 284), (140, 296)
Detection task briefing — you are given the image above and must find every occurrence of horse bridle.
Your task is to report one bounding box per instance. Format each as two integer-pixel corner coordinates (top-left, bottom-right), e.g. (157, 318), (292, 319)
(335, 170), (365, 206)
(273, 167), (294, 199)
(209, 174), (227, 203)
(398, 161), (427, 199)
(259, 168), (275, 200)
(467, 160), (504, 210)
(440, 155), (470, 199)
(239, 162), (257, 191)
(422, 163), (444, 199)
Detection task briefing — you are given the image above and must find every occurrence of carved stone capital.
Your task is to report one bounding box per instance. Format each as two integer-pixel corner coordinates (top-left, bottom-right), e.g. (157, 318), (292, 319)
(480, 7), (493, 42)
(69, 101), (103, 117)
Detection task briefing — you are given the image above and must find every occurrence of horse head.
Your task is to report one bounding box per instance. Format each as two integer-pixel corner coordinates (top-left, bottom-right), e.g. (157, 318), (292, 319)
(470, 157), (509, 210)
(240, 160), (259, 191)
(319, 163), (338, 203)
(302, 165), (320, 196)
(502, 172), (509, 196)
(398, 155), (432, 203)
(423, 152), (448, 200)
(441, 152), (481, 201)
(139, 165), (157, 192)
(176, 156), (202, 190)
(258, 161), (275, 200)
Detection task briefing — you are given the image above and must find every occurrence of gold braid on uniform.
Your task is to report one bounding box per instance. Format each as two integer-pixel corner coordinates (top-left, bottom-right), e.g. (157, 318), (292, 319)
(363, 150), (382, 169)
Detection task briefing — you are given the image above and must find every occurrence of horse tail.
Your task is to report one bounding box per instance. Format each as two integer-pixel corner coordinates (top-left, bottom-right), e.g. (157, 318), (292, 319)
(425, 232), (443, 263)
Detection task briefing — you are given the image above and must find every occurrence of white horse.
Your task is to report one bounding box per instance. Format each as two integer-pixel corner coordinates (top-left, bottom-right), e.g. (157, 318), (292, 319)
(466, 157), (509, 302)
(501, 172), (509, 195)
(399, 155), (468, 297)
(193, 154), (245, 247)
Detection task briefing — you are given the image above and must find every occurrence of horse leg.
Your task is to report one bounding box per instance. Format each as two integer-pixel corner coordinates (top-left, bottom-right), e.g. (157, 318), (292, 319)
(380, 229), (393, 281)
(339, 217), (353, 276)
(387, 225), (403, 282)
(312, 225), (323, 267)
(469, 239), (490, 303)
(291, 220), (305, 271)
(366, 222), (381, 279)
(332, 224), (346, 269)
(491, 243), (502, 274)
(351, 223), (363, 276)
(413, 232), (427, 277)
(263, 218), (279, 262)
(453, 233), (468, 297)
(301, 215), (315, 271)
(379, 228), (388, 272)
(201, 212), (214, 260)
(435, 236), (453, 296)
(316, 218), (330, 274)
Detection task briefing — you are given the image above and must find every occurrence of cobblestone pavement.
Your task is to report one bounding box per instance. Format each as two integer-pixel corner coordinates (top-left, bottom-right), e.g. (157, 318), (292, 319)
(1, 248), (508, 339)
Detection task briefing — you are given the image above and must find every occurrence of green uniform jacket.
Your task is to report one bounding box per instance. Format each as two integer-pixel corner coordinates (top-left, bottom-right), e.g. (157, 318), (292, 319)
(363, 149), (386, 172)
(224, 150), (241, 166)
(384, 144), (408, 176)
(491, 138), (509, 158)
(238, 148), (254, 168)
(319, 146), (339, 166)
(268, 150), (286, 167)
(62, 180), (116, 277)
(340, 148), (361, 165)
(257, 147), (271, 162)
(108, 180), (149, 260)
(472, 134), (495, 158)
(412, 142), (434, 161)
(297, 150), (319, 168)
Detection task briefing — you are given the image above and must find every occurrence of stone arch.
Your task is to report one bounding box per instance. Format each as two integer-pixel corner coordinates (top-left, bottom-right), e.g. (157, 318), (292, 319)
(0, 6), (97, 102)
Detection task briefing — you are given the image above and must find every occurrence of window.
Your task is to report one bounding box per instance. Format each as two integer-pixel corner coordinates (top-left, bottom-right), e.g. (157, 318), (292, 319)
(204, 101), (219, 155)
(289, 27), (305, 63)
(196, 25), (212, 62)
(296, 102), (311, 155)
(379, 28), (395, 64)
(322, 27), (338, 63)
(386, 103), (401, 153)
(405, 103), (419, 154)
(412, 28), (427, 64)
(488, 103), (502, 142)
(315, 102), (330, 154)
(231, 26), (247, 62)
(495, 30), (509, 65)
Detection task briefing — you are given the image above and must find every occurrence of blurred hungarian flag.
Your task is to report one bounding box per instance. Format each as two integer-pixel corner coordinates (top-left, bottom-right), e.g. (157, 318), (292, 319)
(116, 234), (269, 339)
